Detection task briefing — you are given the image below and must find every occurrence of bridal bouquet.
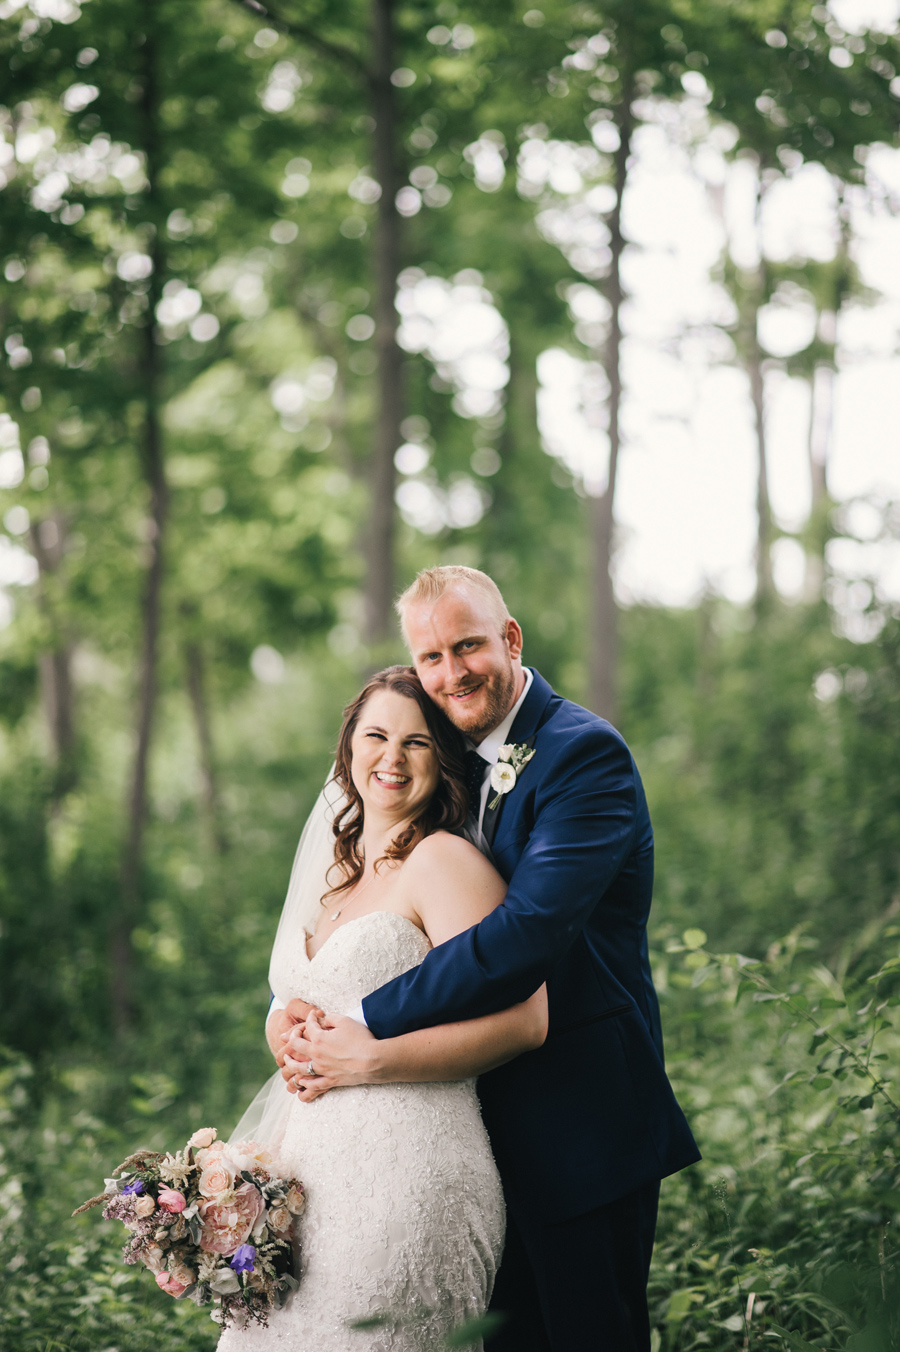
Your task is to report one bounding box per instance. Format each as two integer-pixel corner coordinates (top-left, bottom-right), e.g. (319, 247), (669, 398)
(73, 1127), (305, 1328)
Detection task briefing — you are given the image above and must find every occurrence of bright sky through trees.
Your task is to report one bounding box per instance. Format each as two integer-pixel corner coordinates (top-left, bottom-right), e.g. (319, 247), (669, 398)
(535, 80), (900, 613)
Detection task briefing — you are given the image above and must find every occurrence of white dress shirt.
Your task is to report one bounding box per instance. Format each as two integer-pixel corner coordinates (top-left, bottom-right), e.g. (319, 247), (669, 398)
(467, 665), (533, 843)
(269, 667), (534, 1034)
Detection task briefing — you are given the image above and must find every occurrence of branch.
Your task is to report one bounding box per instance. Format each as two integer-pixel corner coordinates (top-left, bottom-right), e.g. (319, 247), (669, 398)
(230, 0), (369, 79)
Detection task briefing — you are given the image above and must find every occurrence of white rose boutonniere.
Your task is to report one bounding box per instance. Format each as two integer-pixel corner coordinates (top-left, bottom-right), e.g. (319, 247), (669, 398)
(487, 743), (536, 811)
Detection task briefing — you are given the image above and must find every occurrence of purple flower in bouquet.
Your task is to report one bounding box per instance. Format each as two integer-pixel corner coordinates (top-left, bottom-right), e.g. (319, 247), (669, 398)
(121, 1180), (144, 1195)
(230, 1244), (256, 1274)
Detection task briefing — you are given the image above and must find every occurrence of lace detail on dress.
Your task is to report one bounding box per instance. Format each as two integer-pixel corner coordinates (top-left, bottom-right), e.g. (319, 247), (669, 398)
(219, 911), (505, 1352)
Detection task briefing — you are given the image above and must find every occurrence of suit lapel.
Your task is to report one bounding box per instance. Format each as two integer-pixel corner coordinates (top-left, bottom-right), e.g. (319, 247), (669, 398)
(480, 670), (555, 850)
(481, 732), (536, 849)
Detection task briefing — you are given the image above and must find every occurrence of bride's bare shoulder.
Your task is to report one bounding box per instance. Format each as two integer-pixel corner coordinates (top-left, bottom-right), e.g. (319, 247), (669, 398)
(410, 827), (481, 859)
(404, 829), (505, 932)
(407, 830), (493, 876)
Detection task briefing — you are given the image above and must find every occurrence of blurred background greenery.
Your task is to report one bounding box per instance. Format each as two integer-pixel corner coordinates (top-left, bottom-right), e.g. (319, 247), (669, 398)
(1, 0), (899, 1347)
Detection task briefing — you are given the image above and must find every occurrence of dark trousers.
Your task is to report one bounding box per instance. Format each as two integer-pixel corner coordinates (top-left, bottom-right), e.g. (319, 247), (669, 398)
(486, 1180), (660, 1352)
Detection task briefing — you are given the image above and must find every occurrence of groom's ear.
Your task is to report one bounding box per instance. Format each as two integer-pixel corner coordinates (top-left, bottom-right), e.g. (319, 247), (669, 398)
(505, 618), (524, 660)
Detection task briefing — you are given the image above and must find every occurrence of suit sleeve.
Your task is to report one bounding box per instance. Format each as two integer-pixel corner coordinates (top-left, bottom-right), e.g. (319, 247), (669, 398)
(362, 723), (639, 1039)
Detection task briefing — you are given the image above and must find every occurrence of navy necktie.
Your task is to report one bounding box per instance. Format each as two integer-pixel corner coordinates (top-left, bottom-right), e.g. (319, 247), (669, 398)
(464, 750), (488, 817)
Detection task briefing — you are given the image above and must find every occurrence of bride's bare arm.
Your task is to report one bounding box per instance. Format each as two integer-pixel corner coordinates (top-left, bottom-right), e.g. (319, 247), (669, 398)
(283, 832), (547, 1098)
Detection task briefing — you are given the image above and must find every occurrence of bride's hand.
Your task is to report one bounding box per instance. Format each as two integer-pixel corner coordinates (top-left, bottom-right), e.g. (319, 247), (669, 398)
(282, 1013), (380, 1102)
(271, 1000), (324, 1069)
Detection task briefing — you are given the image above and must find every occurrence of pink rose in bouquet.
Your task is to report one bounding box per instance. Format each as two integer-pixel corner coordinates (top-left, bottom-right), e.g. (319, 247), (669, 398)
(155, 1264), (194, 1297)
(268, 1204), (292, 1234)
(157, 1187), (187, 1213)
(188, 1127), (217, 1150)
(142, 1243), (166, 1272)
(199, 1182), (265, 1256)
(286, 1185), (306, 1215)
(198, 1158), (236, 1199)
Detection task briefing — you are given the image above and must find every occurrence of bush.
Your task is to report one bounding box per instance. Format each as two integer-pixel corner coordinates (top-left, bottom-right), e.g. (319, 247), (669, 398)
(0, 1048), (217, 1352)
(649, 922), (900, 1350)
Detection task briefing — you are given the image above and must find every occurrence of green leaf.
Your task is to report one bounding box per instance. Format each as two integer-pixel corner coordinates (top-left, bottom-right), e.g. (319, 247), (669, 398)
(847, 1325), (893, 1352)
(665, 1289), (700, 1322)
(810, 1075), (833, 1091)
(873, 1191), (900, 1211)
(444, 1313), (508, 1346)
(691, 965), (715, 988)
(682, 928), (708, 950)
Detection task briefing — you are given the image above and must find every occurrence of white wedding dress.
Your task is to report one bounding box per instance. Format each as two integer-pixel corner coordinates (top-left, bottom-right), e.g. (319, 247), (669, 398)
(219, 909), (505, 1352)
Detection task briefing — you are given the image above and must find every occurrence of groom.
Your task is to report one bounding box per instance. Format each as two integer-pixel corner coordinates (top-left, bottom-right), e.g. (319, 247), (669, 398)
(271, 565), (699, 1350)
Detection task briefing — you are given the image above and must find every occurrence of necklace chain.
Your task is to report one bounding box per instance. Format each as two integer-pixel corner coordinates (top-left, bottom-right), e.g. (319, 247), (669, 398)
(330, 869), (377, 923)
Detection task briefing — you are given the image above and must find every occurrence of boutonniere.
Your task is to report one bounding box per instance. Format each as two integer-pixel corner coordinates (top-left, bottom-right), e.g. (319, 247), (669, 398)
(487, 743), (536, 811)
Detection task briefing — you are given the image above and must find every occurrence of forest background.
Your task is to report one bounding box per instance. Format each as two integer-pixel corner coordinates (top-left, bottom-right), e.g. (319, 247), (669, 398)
(1, 0), (899, 1347)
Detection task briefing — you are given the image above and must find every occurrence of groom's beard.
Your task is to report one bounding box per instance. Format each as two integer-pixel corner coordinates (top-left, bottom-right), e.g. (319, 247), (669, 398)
(438, 661), (517, 743)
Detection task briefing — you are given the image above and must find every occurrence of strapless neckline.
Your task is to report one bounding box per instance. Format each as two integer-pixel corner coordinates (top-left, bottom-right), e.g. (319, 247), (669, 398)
(304, 910), (428, 964)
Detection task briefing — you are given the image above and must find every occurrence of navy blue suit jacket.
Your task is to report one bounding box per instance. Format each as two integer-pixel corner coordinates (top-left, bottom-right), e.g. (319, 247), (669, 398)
(362, 669), (700, 1224)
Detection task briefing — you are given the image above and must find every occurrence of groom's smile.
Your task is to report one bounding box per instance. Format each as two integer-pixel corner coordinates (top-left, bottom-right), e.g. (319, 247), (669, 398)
(448, 683), (483, 703)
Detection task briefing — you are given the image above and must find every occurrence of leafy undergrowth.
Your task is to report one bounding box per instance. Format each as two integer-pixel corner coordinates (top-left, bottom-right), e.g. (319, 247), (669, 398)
(648, 924), (900, 1351)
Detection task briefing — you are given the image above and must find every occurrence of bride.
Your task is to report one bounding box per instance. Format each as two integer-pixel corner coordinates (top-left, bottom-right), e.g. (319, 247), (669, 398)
(219, 665), (547, 1351)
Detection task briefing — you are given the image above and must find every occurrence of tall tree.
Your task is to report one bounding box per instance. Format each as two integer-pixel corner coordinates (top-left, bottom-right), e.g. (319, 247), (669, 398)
(1, 0), (343, 1028)
(114, 3), (168, 1031)
(233, 0), (405, 646)
(521, 2), (686, 721)
(694, 0), (900, 610)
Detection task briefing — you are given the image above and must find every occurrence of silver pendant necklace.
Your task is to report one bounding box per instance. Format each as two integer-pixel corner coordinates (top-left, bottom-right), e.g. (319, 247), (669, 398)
(330, 869), (376, 923)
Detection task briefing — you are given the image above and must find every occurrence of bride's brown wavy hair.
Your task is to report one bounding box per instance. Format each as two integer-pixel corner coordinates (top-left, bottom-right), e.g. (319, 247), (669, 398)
(324, 665), (469, 903)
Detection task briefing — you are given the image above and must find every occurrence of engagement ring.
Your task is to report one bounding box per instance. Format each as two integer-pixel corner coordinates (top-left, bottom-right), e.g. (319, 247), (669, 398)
(307, 1060), (317, 1077)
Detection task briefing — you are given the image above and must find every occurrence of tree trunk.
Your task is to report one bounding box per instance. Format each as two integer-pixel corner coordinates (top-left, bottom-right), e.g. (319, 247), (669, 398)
(804, 189), (848, 602)
(740, 171), (773, 612)
(183, 631), (228, 856)
(588, 78), (633, 726)
(364, 0), (402, 647)
(485, 328), (523, 553)
(112, 7), (167, 1035)
(29, 511), (77, 794)
(747, 329), (773, 608)
(803, 343), (833, 601)
(234, 0), (401, 646)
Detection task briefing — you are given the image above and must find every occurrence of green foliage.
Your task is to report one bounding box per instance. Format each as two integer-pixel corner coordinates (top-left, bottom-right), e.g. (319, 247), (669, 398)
(646, 923), (900, 1349)
(0, 1049), (217, 1351)
(623, 606), (900, 953)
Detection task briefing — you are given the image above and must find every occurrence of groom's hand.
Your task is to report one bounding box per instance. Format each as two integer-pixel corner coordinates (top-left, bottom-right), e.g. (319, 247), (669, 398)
(282, 1013), (381, 1101)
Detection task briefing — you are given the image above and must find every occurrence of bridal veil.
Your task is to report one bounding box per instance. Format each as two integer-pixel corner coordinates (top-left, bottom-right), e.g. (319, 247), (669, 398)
(230, 770), (344, 1151)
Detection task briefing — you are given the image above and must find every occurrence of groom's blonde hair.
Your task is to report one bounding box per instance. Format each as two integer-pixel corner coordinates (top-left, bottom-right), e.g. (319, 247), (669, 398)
(396, 566), (510, 645)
